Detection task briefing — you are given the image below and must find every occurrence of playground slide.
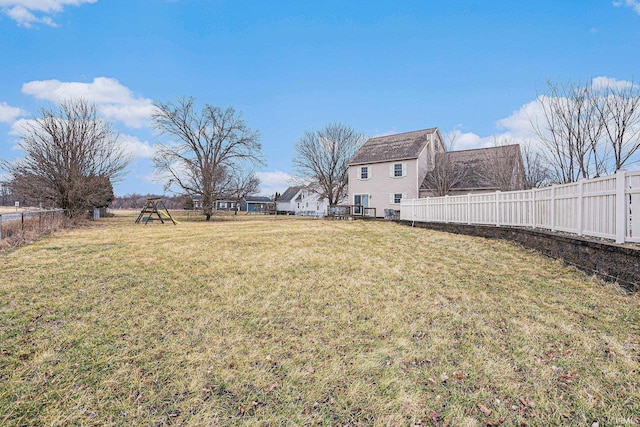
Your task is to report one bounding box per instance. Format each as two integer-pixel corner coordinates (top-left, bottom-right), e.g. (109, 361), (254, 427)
(159, 210), (180, 224)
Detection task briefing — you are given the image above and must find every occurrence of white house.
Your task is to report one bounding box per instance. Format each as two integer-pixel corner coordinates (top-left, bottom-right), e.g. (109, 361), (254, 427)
(348, 128), (445, 217)
(276, 186), (304, 214)
(277, 185), (341, 217)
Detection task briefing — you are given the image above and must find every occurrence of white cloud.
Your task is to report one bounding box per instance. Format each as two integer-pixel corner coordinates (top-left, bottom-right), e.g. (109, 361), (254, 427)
(492, 76), (638, 151)
(496, 97), (547, 140)
(8, 117), (34, 136)
(613, 0), (640, 15)
(255, 170), (295, 196)
(0, 0), (96, 27)
(0, 102), (26, 124)
(118, 134), (155, 159)
(441, 96), (551, 154)
(444, 76), (639, 155)
(591, 76), (635, 90)
(445, 130), (488, 150)
(22, 77), (155, 128)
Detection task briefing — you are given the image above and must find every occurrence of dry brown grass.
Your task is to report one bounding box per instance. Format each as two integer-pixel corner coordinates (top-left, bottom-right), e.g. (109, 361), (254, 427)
(0, 210), (72, 249)
(1, 213), (638, 426)
(0, 207), (35, 214)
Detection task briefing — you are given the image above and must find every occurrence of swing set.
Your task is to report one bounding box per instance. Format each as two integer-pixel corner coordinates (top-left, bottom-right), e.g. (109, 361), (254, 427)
(135, 198), (178, 225)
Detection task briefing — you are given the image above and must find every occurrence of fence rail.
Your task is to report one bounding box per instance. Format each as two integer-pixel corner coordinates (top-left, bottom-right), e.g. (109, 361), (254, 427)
(0, 209), (68, 243)
(327, 205), (377, 219)
(400, 170), (640, 244)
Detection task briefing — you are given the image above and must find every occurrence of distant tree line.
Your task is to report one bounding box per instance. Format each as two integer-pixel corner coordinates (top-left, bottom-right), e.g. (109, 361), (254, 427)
(112, 194), (193, 210)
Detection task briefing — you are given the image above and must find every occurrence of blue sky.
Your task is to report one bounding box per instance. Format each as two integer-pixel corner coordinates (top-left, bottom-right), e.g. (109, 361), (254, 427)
(1, 0), (639, 196)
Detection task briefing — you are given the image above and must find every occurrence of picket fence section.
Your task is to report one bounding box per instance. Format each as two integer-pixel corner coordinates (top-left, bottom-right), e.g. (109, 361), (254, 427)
(400, 170), (640, 244)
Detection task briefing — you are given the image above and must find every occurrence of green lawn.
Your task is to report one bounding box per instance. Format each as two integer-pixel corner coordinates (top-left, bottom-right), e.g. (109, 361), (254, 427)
(1, 214), (638, 426)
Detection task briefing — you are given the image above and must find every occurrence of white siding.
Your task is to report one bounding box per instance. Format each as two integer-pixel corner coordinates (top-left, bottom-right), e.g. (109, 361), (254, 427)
(291, 188), (334, 217)
(349, 160), (418, 216)
(347, 131), (440, 217)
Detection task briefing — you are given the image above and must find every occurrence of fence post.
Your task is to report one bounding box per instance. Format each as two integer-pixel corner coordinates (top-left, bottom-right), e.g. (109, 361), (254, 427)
(412, 198), (416, 223)
(467, 194), (471, 225)
(615, 170), (627, 244)
(531, 189), (536, 228)
(577, 179), (584, 237)
(444, 195), (449, 223)
(551, 185), (556, 232)
(495, 191), (501, 226)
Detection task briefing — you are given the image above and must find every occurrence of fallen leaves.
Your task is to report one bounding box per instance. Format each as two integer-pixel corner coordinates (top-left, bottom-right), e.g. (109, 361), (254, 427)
(477, 401), (492, 416)
(478, 401), (505, 425)
(518, 397), (536, 409)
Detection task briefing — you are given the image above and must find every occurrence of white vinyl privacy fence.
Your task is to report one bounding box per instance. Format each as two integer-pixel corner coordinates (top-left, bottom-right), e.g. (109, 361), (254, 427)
(400, 170), (640, 244)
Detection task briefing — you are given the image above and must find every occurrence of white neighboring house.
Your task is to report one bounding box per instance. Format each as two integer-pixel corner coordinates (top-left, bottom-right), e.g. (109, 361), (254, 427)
(275, 186), (304, 214)
(348, 128), (445, 217)
(277, 185), (342, 217)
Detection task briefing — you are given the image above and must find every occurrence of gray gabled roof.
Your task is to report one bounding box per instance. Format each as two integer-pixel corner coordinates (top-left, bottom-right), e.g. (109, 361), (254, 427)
(244, 196), (272, 203)
(421, 144), (525, 191)
(349, 128), (438, 165)
(278, 186), (304, 203)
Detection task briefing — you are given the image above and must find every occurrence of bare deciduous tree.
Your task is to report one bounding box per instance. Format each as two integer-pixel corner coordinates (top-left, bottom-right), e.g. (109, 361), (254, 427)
(152, 97), (264, 220)
(595, 80), (640, 171)
(0, 99), (128, 216)
(520, 141), (552, 189)
(532, 80), (604, 183)
(0, 181), (11, 206)
(293, 123), (365, 206)
(475, 138), (525, 191)
(422, 132), (468, 196)
(532, 78), (640, 183)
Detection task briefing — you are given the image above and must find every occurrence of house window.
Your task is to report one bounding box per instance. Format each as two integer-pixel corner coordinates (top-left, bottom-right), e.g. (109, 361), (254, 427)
(360, 166), (369, 179)
(390, 193), (406, 204)
(390, 162), (406, 177)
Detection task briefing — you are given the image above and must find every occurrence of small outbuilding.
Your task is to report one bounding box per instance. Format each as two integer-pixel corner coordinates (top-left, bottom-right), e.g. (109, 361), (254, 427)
(240, 196), (273, 213)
